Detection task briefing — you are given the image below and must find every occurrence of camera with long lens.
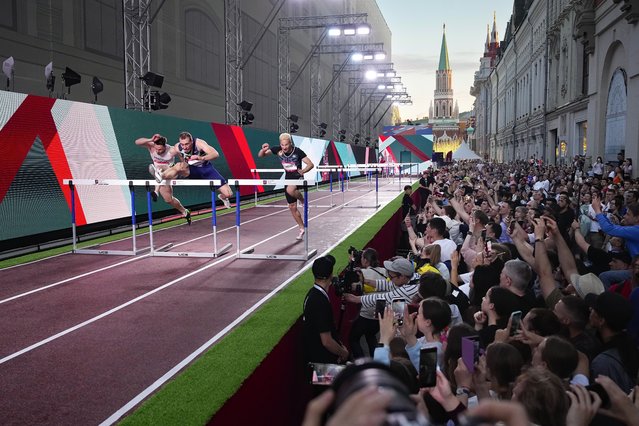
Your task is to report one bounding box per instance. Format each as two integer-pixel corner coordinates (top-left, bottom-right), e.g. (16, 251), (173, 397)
(332, 246), (364, 296)
(330, 360), (429, 426)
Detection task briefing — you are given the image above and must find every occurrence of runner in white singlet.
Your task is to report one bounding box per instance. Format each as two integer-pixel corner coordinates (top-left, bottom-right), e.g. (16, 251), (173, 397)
(135, 134), (191, 224)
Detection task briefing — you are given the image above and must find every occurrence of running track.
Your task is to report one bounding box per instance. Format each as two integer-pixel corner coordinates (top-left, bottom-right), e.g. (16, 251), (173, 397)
(0, 179), (403, 425)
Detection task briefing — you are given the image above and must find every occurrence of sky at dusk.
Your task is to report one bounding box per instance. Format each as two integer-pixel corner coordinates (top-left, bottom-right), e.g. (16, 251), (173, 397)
(376, 0), (515, 121)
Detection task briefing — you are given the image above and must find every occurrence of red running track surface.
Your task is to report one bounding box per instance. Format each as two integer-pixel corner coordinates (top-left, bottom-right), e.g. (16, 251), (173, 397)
(0, 180), (402, 425)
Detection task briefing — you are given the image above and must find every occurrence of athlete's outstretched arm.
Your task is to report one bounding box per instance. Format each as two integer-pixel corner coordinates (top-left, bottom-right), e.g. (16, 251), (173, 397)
(300, 156), (314, 175)
(258, 143), (272, 157)
(194, 139), (219, 161)
(135, 134), (160, 146)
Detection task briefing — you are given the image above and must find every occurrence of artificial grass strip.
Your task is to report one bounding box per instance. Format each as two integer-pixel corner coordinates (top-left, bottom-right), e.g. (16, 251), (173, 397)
(0, 191), (292, 269)
(119, 189), (407, 425)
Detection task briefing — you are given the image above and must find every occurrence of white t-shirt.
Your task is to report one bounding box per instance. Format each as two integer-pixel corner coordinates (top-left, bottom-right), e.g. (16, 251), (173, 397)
(433, 238), (457, 263)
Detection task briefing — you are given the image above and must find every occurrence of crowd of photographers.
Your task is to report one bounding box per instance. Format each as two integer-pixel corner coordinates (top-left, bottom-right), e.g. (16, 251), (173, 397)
(302, 154), (639, 425)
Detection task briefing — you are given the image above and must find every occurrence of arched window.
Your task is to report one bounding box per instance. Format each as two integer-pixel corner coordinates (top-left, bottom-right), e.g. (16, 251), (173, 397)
(185, 9), (221, 88)
(604, 69), (627, 162)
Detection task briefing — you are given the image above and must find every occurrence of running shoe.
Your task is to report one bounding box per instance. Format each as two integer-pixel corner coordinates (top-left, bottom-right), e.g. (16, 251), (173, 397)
(151, 191), (158, 202)
(149, 164), (163, 183)
(218, 193), (231, 209)
(296, 228), (305, 240)
(184, 209), (191, 225)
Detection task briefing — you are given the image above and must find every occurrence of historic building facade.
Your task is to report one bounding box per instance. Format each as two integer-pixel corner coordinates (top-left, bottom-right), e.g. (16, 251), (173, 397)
(472, 0), (639, 168)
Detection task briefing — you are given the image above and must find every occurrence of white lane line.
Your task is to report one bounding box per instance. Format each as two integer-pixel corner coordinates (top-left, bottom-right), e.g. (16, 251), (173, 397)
(0, 190), (379, 366)
(99, 201), (373, 426)
(0, 192), (335, 305)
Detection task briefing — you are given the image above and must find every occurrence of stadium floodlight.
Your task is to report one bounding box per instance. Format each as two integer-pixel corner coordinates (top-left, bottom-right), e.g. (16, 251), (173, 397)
(377, 84), (386, 90)
(3, 56), (14, 90)
(351, 53), (364, 62)
(288, 114), (299, 133)
(328, 27), (341, 36)
(374, 52), (386, 60)
(45, 62), (55, 96)
(62, 67), (81, 94)
(91, 76), (103, 102)
(363, 54), (373, 60)
(356, 24), (371, 35)
(239, 100), (254, 125)
(149, 91), (171, 110)
(385, 71), (396, 77)
(141, 71), (164, 88)
(343, 26), (356, 36)
(364, 70), (377, 80)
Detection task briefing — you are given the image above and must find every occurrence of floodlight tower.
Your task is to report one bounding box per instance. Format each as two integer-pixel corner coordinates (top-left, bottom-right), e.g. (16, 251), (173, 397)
(277, 13), (369, 132)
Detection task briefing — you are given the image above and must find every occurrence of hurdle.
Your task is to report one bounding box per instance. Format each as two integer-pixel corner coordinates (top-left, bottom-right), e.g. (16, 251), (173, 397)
(147, 179), (232, 258)
(341, 167), (381, 209)
(232, 178), (317, 261)
(250, 168), (335, 208)
(341, 165), (377, 192)
(369, 162), (419, 191)
(63, 179), (231, 258)
(64, 179), (154, 256)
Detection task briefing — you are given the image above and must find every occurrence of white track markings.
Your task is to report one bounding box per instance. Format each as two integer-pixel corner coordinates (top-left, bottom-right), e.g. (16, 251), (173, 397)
(0, 190), (382, 366)
(0, 192), (337, 305)
(99, 192), (380, 425)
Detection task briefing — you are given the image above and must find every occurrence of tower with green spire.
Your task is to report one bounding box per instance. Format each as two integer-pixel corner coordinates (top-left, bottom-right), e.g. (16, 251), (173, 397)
(439, 23), (450, 71)
(432, 23), (459, 141)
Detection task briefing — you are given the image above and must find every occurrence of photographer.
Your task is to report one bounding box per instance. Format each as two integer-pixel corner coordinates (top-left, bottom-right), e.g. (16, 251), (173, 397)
(302, 255), (349, 364)
(348, 248), (388, 359)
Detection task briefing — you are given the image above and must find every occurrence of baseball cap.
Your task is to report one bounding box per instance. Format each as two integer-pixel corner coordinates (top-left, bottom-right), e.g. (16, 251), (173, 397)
(383, 258), (414, 277)
(570, 273), (605, 299)
(609, 251), (631, 265)
(584, 292), (633, 332)
(312, 255), (336, 279)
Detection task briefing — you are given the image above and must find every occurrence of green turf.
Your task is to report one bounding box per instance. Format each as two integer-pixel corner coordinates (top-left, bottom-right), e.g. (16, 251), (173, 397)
(118, 190), (406, 425)
(0, 191), (295, 269)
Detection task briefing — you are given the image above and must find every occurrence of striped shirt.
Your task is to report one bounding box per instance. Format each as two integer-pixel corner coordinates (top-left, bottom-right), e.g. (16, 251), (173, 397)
(360, 278), (420, 309)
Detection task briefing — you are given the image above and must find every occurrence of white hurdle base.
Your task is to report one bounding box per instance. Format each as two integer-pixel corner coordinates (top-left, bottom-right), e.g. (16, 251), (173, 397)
(238, 247), (318, 261)
(233, 179), (317, 261)
(73, 246), (150, 256)
(152, 242), (232, 258)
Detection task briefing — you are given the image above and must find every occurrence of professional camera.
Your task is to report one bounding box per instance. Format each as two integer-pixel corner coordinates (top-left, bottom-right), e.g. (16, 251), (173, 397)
(332, 246), (365, 296)
(330, 360), (429, 426)
(348, 245), (362, 267)
(332, 269), (362, 297)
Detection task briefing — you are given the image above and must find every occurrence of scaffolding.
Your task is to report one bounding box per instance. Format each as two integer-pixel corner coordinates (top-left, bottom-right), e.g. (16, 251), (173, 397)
(277, 13), (368, 132)
(224, 0), (242, 125)
(123, 0), (151, 110)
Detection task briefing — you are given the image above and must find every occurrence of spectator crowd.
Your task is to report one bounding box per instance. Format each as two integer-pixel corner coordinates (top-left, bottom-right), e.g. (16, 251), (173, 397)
(302, 154), (639, 425)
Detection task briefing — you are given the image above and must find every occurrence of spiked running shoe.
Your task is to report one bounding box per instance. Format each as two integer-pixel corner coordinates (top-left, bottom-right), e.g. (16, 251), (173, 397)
(151, 191), (158, 202)
(296, 228), (305, 240)
(218, 194), (231, 209)
(184, 209), (191, 225)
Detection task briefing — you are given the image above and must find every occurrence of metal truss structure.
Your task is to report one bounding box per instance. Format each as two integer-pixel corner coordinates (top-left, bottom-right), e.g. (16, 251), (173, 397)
(123, 0), (151, 110)
(224, 0), (285, 125)
(278, 13), (368, 132)
(336, 63), (396, 139)
(224, 0), (242, 125)
(310, 42), (384, 137)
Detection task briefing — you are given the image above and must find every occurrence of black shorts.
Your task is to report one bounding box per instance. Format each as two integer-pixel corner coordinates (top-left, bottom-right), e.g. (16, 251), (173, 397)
(285, 172), (302, 204)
